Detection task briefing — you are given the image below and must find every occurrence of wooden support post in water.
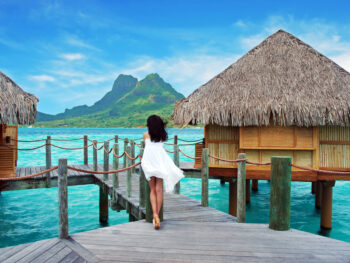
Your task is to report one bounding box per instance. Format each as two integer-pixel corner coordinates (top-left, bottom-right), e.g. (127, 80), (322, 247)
(220, 179), (226, 185)
(84, 135), (88, 165)
(321, 181), (335, 229)
(174, 144), (180, 194)
(229, 179), (237, 217)
(312, 182), (316, 194)
(139, 141), (146, 208)
(46, 136), (51, 188)
(269, 156), (292, 231)
(103, 141), (109, 181)
(93, 140), (97, 171)
(315, 181), (323, 209)
(246, 179), (250, 204)
(58, 159), (68, 239)
(123, 138), (129, 168)
(126, 145), (132, 198)
(237, 153), (246, 223)
(113, 142), (119, 188)
(99, 183), (108, 224)
(252, 179), (258, 192)
(201, 148), (209, 207)
(130, 140), (135, 174)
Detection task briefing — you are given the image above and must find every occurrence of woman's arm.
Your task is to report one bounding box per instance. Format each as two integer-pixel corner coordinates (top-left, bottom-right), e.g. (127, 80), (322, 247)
(143, 131), (150, 140)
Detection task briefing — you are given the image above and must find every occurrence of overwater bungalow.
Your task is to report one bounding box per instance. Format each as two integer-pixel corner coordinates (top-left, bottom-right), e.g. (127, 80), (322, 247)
(173, 30), (350, 227)
(0, 71), (38, 178)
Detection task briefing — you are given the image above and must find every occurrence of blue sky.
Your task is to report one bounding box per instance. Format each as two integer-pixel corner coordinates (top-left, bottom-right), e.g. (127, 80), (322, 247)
(1, 0), (350, 114)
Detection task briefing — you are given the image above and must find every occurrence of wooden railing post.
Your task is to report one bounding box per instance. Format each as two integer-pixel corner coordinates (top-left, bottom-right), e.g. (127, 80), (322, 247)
(126, 145), (132, 198)
(58, 158), (68, 239)
(93, 140), (97, 171)
(130, 140), (135, 173)
(201, 148), (209, 207)
(123, 138), (129, 168)
(237, 153), (246, 223)
(84, 135), (88, 165)
(113, 142), (119, 188)
(174, 144), (180, 194)
(269, 156), (292, 231)
(139, 141), (146, 208)
(103, 141), (109, 181)
(46, 136), (51, 188)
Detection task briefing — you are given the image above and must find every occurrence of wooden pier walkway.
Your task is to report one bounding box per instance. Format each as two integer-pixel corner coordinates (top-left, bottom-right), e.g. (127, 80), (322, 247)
(1, 163), (350, 262)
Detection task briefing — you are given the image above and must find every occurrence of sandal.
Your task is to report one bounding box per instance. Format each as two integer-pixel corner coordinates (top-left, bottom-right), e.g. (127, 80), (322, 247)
(153, 215), (160, 229)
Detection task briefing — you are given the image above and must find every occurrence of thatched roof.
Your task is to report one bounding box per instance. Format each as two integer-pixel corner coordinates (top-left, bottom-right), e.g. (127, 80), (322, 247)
(174, 30), (350, 127)
(0, 71), (39, 125)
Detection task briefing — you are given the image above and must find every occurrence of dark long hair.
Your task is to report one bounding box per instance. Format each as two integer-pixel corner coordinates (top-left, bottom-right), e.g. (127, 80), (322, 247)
(147, 115), (168, 142)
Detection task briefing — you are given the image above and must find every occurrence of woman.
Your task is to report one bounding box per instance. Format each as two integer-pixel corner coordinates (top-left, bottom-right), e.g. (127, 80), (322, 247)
(141, 115), (184, 229)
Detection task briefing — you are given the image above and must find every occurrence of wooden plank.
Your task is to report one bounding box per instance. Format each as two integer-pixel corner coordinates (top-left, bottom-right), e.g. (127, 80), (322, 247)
(62, 237), (99, 263)
(33, 241), (66, 263)
(16, 238), (60, 263)
(2, 239), (54, 263)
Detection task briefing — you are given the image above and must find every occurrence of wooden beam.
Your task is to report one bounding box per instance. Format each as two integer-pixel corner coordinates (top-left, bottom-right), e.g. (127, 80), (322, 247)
(237, 153), (246, 223)
(46, 136), (51, 188)
(269, 156), (292, 231)
(201, 148), (209, 207)
(84, 135), (88, 165)
(58, 159), (68, 239)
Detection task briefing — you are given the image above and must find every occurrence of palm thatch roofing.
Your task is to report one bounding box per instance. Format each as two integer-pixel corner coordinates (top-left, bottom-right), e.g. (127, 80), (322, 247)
(0, 71), (39, 125)
(173, 30), (350, 127)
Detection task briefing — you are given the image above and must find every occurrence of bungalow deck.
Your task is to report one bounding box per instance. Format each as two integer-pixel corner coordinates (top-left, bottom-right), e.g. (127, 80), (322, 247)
(1, 163), (350, 262)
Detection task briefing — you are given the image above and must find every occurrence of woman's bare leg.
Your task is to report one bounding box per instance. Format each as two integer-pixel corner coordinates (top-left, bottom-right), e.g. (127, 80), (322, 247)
(155, 178), (163, 215)
(149, 177), (158, 218)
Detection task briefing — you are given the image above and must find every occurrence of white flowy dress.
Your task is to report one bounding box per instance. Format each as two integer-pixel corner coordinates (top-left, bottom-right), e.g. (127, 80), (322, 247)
(141, 138), (184, 193)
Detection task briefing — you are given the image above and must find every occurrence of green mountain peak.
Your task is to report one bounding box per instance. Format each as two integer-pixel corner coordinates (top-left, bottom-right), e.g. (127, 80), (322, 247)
(36, 73), (184, 127)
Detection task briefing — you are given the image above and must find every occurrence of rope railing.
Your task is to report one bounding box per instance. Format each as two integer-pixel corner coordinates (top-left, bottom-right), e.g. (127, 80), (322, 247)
(103, 145), (113, 154)
(10, 138), (46, 142)
(68, 161), (141, 175)
(124, 151), (141, 161)
(0, 166), (58, 181)
(112, 147), (125, 158)
(209, 154), (246, 163)
(92, 143), (104, 151)
(177, 138), (204, 143)
(289, 163), (350, 175)
(165, 148), (175, 153)
(51, 137), (84, 141)
(179, 148), (201, 160)
(87, 138), (115, 143)
(2, 144), (47, 151)
(51, 143), (94, 150)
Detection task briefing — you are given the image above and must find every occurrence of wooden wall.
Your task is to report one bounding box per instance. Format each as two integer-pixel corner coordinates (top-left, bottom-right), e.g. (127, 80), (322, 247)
(205, 125), (239, 167)
(0, 125), (18, 178)
(205, 125), (319, 170)
(319, 126), (350, 170)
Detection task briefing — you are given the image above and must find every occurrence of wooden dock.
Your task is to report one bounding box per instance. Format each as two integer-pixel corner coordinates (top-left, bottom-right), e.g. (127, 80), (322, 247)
(1, 163), (350, 262)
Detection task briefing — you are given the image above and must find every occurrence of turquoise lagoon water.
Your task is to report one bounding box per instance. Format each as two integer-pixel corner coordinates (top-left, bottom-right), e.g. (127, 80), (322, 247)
(0, 128), (349, 248)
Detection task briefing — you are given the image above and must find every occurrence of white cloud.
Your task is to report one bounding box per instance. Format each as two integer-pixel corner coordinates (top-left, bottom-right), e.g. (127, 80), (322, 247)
(120, 54), (239, 96)
(65, 35), (100, 51)
(234, 20), (247, 28)
(30, 74), (55, 82)
(331, 53), (350, 72)
(60, 53), (85, 61)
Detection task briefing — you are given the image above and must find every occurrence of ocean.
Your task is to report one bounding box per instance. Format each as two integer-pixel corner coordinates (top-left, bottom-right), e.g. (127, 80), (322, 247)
(0, 128), (349, 248)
